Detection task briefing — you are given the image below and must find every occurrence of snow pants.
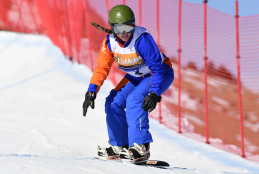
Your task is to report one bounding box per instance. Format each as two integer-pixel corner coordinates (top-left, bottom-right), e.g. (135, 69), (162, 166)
(105, 68), (174, 147)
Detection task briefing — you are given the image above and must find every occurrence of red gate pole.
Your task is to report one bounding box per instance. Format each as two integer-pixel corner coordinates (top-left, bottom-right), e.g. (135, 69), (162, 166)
(177, 0), (182, 133)
(235, 0), (245, 158)
(203, 0), (209, 144)
(156, 0), (162, 123)
(139, 0), (142, 26)
(123, 0), (125, 5)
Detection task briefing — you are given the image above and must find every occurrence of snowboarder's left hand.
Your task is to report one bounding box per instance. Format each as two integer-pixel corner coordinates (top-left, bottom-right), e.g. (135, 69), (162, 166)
(82, 91), (96, 116)
(142, 92), (162, 113)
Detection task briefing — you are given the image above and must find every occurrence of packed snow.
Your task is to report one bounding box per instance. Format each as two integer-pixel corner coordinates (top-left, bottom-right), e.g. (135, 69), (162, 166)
(0, 31), (259, 174)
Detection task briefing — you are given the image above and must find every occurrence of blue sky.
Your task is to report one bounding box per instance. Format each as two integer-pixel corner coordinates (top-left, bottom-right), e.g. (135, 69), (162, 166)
(183, 0), (259, 16)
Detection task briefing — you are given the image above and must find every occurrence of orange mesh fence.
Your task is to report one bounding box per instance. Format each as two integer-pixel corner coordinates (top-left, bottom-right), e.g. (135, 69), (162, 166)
(0, 0), (258, 161)
(239, 14), (259, 159)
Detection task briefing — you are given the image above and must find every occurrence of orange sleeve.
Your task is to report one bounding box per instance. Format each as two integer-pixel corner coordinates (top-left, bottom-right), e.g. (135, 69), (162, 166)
(90, 37), (114, 92)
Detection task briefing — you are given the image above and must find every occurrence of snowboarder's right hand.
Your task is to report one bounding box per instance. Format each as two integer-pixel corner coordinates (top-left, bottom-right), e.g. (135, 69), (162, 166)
(82, 91), (96, 116)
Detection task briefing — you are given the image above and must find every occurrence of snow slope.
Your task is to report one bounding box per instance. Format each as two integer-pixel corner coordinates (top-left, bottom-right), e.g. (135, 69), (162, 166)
(0, 31), (259, 174)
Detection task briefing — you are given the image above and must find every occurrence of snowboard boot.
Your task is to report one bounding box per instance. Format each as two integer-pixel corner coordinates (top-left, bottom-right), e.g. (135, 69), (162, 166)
(97, 142), (128, 161)
(119, 143), (150, 163)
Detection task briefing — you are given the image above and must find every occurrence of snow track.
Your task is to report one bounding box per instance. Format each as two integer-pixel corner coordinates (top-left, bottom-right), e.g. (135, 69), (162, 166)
(0, 31), (259, 174)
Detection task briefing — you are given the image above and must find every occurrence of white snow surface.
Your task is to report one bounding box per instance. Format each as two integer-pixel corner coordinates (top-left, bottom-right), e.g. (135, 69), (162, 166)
(0, 31), (259, 174)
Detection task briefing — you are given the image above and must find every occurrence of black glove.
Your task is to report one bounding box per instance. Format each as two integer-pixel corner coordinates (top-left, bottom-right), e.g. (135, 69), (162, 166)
(143, 92), (162, 113)
(82, 91), (96, 116)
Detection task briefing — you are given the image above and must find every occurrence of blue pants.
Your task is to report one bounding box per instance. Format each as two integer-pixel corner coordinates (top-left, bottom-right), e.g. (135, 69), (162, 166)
(105, 68), (174, 147)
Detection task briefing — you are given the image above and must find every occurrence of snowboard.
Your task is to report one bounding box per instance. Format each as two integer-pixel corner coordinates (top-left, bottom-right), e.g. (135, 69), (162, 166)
(93, 157), (170, 168)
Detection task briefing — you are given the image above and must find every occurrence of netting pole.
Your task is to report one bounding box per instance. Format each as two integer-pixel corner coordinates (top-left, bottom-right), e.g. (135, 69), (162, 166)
(177, 0), (182, 133)
(27, 0), (41, 33)
(83, 0), (93, 71)
(0, 1), (5, 29)
(105, 0), (116, 85)
(61, 0), (71, 59)
(156, 0), (160, 46)
(235, 0), (245, 158)
(56, 0), (67, 57)
(69, 1), (80, 63)
(203, 0), (209, 144)
(155, 0), (162, 124)
(105, 0), (109, 19)
(139, 0), (142, 27)
(75, 1), (82, 63)
(64, 0), (73, 61)
(16, 0), (24, 32)
(52, 0), (66, 59)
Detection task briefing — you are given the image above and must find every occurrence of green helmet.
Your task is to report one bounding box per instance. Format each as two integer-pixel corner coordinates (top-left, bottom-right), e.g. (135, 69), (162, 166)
(108, 5), (135, 24)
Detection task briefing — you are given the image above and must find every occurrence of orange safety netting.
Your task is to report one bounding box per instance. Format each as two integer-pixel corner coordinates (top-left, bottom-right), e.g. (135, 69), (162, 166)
(0, 0), (258, 161)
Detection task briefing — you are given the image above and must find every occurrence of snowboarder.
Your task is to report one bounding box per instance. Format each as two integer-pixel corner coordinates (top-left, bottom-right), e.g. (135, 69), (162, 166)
(82, 4), (174, 163)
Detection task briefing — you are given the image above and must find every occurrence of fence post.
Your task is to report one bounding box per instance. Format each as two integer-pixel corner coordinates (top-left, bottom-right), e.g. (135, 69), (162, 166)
(105, 0), (109, 19)
(63, 0), (73, 61)
(27, 0), (41, 33)
(69, 1), (80, 63)
(156, 0), (160, 46)
(177, 0), (182, 133)
(235, 0), (245, 158)
(203, 0), (209, 144)
(16, 0), (25, 32)
(105, 0), (116, 85)
(139, 0), (142, 26)
(84, 0), (93, 71)
(156, 0), (162, 123)
(56, 0), (67, 57)
(51, 0), (67, 60)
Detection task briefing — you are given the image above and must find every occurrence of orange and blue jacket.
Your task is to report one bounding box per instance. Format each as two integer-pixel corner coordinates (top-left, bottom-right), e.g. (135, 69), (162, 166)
(88, 26), (172, 96)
